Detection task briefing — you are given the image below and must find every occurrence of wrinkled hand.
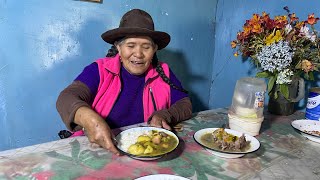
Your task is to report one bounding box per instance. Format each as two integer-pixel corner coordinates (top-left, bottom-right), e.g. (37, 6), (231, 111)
(84, 120), (120, 155)
(148, 114), (172, 130)
(75, 107), (120, 156)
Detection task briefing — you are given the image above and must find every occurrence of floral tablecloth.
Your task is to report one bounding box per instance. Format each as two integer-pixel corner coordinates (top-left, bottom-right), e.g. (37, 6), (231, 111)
(1, 108), (320, 180)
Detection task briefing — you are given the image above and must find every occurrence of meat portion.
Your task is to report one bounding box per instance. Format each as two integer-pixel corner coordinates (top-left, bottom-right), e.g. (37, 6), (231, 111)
(212, 128), (248, 151)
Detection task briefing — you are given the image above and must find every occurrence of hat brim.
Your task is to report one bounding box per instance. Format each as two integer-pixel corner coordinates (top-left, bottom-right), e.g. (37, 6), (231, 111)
(101, 27), (170, 50)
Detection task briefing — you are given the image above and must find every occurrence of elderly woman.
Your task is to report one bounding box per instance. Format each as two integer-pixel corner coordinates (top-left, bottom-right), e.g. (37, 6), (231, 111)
(56, 9), (192, 155)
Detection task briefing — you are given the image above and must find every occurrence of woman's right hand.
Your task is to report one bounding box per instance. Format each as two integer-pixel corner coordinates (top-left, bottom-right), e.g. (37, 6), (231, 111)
(74, 107), (120, 156)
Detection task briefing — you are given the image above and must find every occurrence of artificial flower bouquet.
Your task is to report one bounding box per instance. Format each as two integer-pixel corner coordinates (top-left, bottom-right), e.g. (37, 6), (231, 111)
(231, 6), (320, 100)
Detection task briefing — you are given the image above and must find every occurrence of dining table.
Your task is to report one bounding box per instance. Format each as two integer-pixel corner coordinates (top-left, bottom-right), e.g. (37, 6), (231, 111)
(1, 108), (320, 180)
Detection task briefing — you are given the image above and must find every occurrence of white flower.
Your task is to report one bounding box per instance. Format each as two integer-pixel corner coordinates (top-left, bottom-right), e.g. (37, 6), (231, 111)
(308, 33), (316, 42)
(300, 26), (310, 35)
(256, 41), (294, 73)
(285, 24), (292, 34)
(299, 26), (316, 42)
(276, 69), (294, 84)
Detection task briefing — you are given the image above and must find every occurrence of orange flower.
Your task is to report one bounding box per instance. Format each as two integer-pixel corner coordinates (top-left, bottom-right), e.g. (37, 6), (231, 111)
(295, 21), (305, 29)
(306, 13), (319, 25)
(249, 14), (261, 25)
(231, 41), (237, 48)
(262, 12), (272, 25)
(289, 13), (299, 22)
(301, 59), (314, 73)
(236, 32), (246, 41)
(262, 12), (269, 18)
(252, 23), (263, 33)
(274, 15), (288, 28)
(265, 18), (275, 29)
(242, 26), (251, 37)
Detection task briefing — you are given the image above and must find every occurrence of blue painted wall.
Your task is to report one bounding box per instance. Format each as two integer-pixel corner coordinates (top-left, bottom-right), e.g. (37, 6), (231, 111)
(209, 0), (320, 110)
(0, 0), (217, 150)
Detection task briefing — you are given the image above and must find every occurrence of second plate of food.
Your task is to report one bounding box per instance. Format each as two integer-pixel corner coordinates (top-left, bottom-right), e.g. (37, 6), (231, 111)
(291, 119), (320, 143)
(193, 128), (260, 158)
(115, 127), (179, 160)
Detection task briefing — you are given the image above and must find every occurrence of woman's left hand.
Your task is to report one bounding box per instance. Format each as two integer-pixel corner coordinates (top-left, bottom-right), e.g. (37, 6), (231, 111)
(148, 114), (172, 130)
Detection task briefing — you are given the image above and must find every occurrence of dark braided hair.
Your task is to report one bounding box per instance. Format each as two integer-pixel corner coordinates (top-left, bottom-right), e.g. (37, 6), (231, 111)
(106, 45), (118, 57)
(106, 45), (188, 93)
(152, 53), (188, 93)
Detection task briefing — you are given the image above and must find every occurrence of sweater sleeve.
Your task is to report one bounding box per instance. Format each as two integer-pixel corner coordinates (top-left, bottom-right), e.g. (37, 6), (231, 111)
(56, 62), (100, 131)
(56, 81), (93, 131)
(149, 97), (192, 126)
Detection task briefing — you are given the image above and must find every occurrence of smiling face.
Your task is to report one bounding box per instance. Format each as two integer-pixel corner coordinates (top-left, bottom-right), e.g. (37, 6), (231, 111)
(116, 36), (158, 75)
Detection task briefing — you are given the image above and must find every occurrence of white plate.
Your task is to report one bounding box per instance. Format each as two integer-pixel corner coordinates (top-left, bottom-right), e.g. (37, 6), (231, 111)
(193, 128), (260, 159)
(115, 127), (179, 161)
(135, 174), (189, 180)
(291, 119), (320, 143)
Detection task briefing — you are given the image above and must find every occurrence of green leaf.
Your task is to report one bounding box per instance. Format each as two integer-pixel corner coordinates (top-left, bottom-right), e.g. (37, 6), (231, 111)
(79, 150), (110, 170)
(70, 140), (80, 160)
(256, 71), (270, 78)
(267, 76), (276, 94)
(81, 156), (109, 170)
(50, 161), (85, 180)
(46, 140), (110, 171)
(280, 84), (289, 100)
(45, 151), (74, 162)
(309, 72), (315, 80)
(274, 91), (278, 99)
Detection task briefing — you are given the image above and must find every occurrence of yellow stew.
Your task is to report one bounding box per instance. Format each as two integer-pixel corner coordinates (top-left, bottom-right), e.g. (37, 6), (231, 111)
(127, 130), (178, 156)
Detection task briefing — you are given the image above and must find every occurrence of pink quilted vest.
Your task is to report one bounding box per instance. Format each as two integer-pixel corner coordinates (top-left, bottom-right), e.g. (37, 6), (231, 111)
(92, 54), (171, 122)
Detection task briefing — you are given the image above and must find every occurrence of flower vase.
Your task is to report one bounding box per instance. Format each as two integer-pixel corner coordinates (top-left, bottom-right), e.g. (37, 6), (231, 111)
(268, 77), (305, 116)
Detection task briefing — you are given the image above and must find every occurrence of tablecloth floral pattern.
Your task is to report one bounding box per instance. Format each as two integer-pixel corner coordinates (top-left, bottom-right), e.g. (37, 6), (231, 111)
(1, 108), (320, 180)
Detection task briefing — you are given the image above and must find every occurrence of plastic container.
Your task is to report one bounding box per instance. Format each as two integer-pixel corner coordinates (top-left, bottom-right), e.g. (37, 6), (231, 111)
(230, 77), (266, 118)
(305, 87), (320, 121)
(228, 111), (264, 136)
(228, 77), (266, 136)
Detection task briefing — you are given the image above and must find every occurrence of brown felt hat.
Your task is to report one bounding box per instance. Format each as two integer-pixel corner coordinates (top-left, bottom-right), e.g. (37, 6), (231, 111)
(101, 9), (170, 50)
